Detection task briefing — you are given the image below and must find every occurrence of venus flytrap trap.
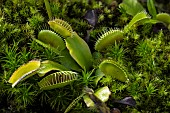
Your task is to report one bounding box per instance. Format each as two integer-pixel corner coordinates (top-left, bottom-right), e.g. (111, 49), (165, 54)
(48, 19), (73, 37)
(148, 0), (170, 29)
(95, 29), (124, 51)
(8, 60), (41, 88)
(37, 30), (66, 51)
(123, 11), (151, 33)
(156, 13), (170, 29)
(99, 60), (128, 82)
(38, 71), (78, 90)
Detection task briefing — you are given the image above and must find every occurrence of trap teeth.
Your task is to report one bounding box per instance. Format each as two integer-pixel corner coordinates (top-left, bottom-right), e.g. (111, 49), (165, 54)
(48, 19), (73, 37)
(38, 71), (78, 90)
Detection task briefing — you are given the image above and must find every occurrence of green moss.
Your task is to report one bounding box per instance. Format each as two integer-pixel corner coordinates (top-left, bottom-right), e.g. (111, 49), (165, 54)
(0, 0), (170, 113)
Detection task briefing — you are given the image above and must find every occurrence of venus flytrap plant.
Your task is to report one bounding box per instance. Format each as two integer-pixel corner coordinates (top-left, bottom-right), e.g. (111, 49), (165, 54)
(91, 12), (155, 71)
(33, 30), (65, 54)
(1, 0), (169, 112)
(8, 18), (130, 112)
(124, 11), (151, 32)
(147, 0), (170, 29)
(120, 0), (170, 30)
(35, 21), (82, 71)
(94, 11), (153, 51)
(48, 18), (93, 70)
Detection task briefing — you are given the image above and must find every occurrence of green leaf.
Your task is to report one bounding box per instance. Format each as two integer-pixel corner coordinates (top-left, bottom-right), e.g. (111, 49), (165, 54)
(141, 19), (159, 24)
(119, 0), (144, 16)
(65, 32), (93, 70)
(8, 60), (41, 87)
(147, 0), (157, 18)
(44, 0), (52, 20)
(59, 49), (81, 72)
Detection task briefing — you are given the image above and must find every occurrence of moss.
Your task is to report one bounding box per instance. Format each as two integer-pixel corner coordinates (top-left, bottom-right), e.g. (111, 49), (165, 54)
(0, 0), (170, 113)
